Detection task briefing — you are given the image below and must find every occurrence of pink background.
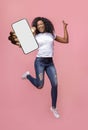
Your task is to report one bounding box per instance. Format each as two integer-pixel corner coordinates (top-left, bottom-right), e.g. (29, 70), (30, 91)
(0, 0), (88, 129)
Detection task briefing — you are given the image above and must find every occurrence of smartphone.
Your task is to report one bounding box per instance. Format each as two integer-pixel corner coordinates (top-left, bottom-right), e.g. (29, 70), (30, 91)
(12, 19), (38, 54)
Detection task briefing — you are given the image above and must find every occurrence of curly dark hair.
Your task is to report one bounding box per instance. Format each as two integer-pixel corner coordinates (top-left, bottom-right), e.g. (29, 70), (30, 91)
(32, 17), (55, 35)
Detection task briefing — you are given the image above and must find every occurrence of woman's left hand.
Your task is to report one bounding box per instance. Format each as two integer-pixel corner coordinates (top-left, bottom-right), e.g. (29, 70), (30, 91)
(62, 20), (68, 28)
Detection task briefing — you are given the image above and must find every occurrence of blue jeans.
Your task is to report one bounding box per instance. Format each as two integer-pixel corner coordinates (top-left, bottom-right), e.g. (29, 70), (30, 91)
(27, 57), (58, 108)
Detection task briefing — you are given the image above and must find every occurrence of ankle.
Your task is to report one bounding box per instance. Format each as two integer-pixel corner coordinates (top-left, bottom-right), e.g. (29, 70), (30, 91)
(52, 106), (56, 109)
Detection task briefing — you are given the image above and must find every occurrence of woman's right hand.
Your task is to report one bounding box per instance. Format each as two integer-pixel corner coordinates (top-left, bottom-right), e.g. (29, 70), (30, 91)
(8, 31), (21, 47)
(31, 27), (36, 35)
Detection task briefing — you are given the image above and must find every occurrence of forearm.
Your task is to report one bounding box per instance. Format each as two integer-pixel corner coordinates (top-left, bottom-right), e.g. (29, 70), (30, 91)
(64, 26), (69, 43)
(55, 21), (69, 43)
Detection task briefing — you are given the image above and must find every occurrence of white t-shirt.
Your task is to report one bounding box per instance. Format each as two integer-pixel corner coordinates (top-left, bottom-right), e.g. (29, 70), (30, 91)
(35, 32), (56, 57)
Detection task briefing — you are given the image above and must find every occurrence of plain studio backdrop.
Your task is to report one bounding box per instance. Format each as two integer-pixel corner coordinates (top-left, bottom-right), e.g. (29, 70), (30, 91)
(0, 0), (88, 130)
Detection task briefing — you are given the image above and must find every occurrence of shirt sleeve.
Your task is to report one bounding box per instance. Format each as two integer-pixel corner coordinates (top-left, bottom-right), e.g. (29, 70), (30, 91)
(53, 32), (56, 39)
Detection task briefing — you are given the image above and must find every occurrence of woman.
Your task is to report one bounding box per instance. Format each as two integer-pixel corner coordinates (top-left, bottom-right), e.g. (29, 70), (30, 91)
(8, 17), (69, 118)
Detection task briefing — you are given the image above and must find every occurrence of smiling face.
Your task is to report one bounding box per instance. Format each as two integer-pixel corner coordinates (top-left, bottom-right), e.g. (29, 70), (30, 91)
(37, 20), (45, 33)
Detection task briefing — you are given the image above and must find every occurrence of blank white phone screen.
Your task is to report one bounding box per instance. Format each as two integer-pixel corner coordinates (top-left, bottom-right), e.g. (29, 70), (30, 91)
(12, 19), (38, 54)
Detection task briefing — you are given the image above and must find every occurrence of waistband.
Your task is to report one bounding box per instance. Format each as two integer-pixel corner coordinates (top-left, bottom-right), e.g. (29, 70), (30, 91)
(36, 57), (53, 63)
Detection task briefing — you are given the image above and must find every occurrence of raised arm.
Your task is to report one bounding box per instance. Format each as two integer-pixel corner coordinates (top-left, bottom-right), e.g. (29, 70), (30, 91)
(55, 21), (69, 43)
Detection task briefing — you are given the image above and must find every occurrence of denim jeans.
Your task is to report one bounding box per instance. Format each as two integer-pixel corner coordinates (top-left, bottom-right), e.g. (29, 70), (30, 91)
(27, 57), (58, 108)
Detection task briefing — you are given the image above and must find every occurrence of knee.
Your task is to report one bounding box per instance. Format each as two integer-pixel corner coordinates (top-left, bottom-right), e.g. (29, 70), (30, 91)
(52, 81), (58, 89)
(53, 75), (58, 88)
(37, 82), (44, 89)
(37, 86), (43, 89)
(37, 73), (44, 89)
